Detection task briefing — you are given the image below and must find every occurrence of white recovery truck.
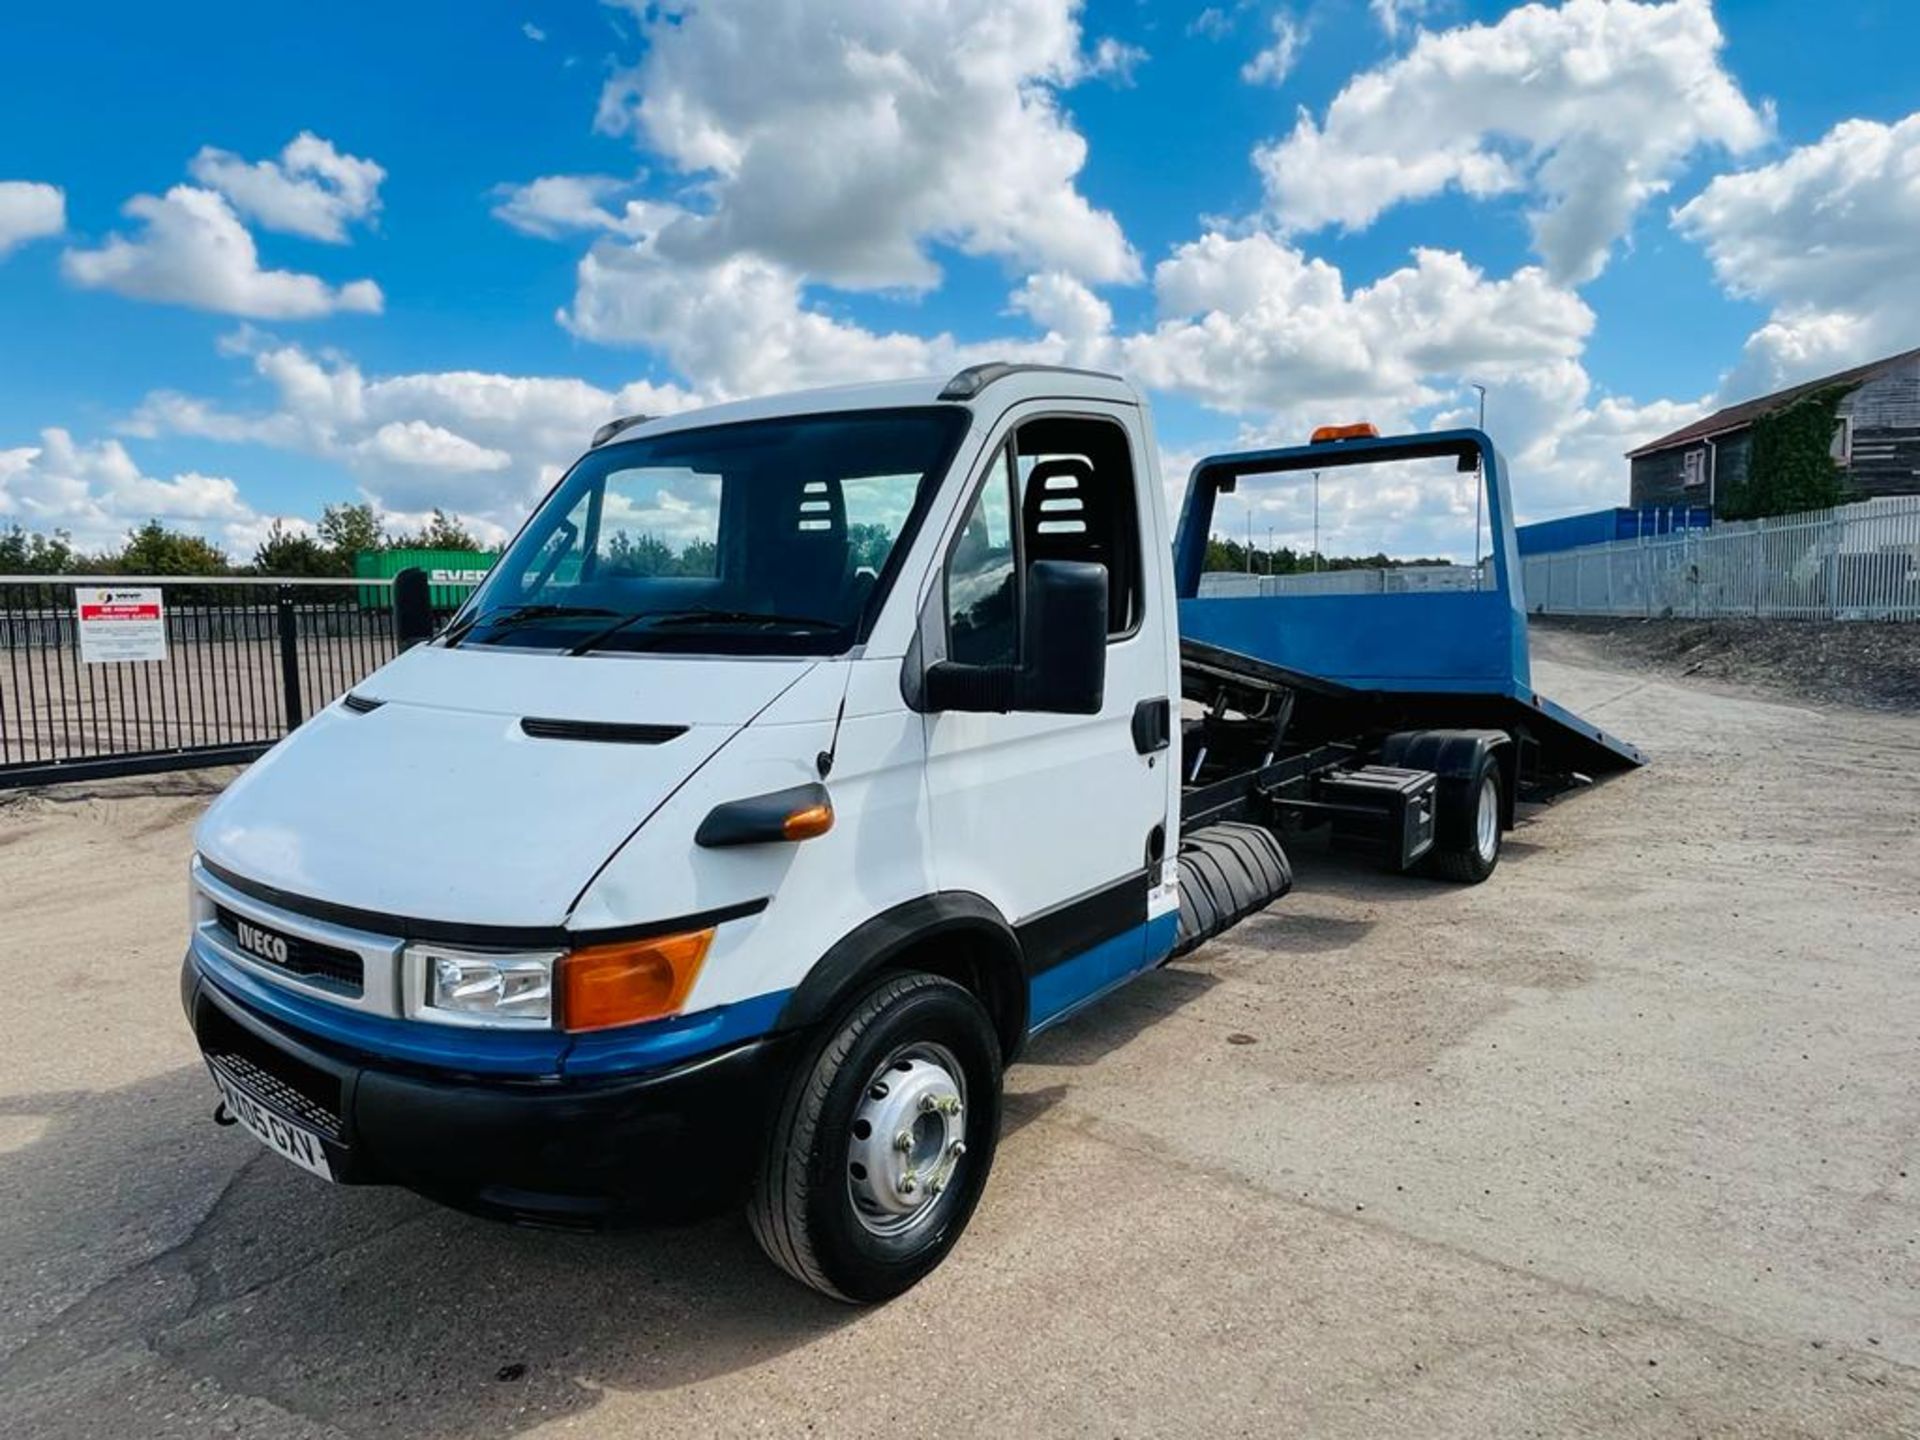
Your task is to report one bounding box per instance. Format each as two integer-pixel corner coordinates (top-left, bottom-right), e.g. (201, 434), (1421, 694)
(182, 363), (1640, 1301)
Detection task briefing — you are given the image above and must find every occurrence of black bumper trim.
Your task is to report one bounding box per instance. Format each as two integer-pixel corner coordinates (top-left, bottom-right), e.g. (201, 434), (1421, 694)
(184, 959), (799, 1223)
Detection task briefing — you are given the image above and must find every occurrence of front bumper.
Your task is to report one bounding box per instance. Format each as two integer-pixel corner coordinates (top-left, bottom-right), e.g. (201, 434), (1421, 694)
(183, 954), (799, 1224)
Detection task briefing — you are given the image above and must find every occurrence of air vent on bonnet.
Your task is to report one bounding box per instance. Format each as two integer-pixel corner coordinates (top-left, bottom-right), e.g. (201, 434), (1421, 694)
(341, 693), (384, 713)
(520, 718), (688, 744)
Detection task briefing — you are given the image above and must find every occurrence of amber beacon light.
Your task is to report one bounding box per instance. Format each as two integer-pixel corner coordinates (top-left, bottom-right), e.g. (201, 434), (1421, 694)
(1309, 422), (1381, 443)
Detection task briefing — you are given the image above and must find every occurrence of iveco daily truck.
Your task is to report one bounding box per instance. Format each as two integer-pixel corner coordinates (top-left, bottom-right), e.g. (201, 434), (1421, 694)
(183, 363), (1640, 1301)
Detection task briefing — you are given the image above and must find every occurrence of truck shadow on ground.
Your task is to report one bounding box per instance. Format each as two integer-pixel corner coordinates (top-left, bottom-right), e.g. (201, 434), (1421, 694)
(0, 1067), (890, 1437)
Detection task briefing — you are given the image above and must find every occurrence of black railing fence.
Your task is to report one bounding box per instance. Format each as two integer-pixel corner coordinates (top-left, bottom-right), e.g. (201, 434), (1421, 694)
(0, 575), (461, 789)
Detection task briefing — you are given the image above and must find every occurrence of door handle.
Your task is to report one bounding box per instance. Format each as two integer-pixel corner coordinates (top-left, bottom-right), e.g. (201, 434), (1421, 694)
(1131, 697), (1170, 754)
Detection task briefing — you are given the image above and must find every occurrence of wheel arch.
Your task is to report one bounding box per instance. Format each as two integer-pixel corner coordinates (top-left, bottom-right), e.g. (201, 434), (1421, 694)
(1381, 727), (1516, 832)
(775, 893), (1030, 1063)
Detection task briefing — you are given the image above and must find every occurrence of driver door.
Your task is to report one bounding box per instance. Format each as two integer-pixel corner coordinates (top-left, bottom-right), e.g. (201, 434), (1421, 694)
(921, 405), (1178, 1030)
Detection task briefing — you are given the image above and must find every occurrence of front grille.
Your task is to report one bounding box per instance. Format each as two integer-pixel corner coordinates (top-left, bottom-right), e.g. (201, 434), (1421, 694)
(215, 905), (364, 997)
(198, 1004), (344, 1141)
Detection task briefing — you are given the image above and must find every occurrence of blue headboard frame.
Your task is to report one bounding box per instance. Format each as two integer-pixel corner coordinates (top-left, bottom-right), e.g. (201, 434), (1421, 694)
(1171, 429), (1533, 697)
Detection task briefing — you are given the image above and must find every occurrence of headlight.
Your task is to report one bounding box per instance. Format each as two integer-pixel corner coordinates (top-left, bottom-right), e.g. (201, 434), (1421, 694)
(410, 946), (561, 1028)
(403, 927), (715, 1031)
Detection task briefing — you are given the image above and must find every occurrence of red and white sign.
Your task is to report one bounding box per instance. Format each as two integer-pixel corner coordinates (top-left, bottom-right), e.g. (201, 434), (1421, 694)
(77, 587), (168, 664)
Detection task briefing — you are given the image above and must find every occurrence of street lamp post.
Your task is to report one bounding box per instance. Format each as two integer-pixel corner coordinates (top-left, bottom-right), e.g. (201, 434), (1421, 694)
(1312, 470), (1321, 573)
(1470, 383), (1488, 585)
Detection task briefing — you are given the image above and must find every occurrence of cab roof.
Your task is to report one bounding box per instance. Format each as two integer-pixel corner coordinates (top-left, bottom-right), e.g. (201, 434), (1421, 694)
(595, 364), (1142, 449)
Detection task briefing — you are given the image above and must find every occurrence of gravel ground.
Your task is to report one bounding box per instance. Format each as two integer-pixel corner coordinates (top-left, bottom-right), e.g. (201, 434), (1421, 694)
(1, 633), (1917, 1438)
(1532, 614), (1920, 712)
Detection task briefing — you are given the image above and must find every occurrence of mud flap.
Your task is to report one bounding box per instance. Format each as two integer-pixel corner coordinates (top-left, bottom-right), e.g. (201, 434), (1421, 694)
(1172, 821), (1293, 959)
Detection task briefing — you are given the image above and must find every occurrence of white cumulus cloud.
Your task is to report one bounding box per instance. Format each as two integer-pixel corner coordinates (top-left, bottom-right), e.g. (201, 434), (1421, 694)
(0, 428), (281, 555)
(490, 174), (677, 240)
(1083, 36), (1148, 86)
(0, 181), (66, 257)
(129, 337), (697, 526)
(187, 132), (385, 243)
(1675, 111), (1920, 396)
(1256, 0), (1768, 284)
(1123, 232), (1594, 415)
(358, 421), (513, 473)
(1370, 0), (1432, 41)
(62, 185), (383, 319)
(563, 245), (968, 398)
(589, 0), (1139, 291)
(1241, 12), (1304, 88)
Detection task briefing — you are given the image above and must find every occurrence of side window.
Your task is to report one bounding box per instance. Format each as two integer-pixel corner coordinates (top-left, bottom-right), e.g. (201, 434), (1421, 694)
(945, 446), (1019, 665)
(1013, 417), (1143, 636)
(841, 472), (922, 577)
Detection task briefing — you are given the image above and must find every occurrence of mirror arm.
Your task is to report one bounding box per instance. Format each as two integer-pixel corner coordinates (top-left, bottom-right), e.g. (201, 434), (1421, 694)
(922, 660), (1020, 714)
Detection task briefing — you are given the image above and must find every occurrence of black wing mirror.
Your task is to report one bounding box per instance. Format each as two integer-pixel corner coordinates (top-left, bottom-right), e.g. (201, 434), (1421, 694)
(923, 559), (1107, 715)
(392, 567), (436, 650)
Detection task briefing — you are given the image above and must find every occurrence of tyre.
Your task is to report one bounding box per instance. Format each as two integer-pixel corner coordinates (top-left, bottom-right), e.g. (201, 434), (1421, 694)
(1423, 756), (1502, 884)
(747, 971), (1002, 1303)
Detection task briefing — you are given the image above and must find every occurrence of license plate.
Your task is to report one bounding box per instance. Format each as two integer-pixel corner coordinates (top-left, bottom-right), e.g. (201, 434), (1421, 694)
(207, 1060), (335, 1181)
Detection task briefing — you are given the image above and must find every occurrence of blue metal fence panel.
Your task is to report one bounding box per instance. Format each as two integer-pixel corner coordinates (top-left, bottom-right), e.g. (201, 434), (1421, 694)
(1516, 506), (1712, 557)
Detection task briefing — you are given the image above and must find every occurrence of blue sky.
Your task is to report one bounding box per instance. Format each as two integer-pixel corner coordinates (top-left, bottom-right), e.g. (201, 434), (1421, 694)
(3, 0), (1918, 560)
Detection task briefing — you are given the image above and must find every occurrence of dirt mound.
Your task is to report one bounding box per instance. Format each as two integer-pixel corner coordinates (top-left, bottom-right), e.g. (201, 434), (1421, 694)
(1531, 615), (1920, 712)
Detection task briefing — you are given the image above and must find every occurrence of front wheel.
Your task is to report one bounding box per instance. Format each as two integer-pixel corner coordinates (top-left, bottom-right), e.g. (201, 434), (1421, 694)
(748, 972), (1002, 1302)
(1423, 758), (1503, 884)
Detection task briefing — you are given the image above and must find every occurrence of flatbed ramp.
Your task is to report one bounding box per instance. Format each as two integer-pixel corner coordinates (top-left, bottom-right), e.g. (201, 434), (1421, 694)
(1171, 427), (1645, 788)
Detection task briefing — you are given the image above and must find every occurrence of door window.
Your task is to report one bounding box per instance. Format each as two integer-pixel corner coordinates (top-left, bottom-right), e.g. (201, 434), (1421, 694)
(945, 447), (1019, 666)
(1012, 416), (1144, 637)
(939, 415), (1144, 662)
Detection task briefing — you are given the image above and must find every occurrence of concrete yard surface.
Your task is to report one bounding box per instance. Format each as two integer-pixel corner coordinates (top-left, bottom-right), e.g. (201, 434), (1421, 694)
(0, 631), (1916, 1438)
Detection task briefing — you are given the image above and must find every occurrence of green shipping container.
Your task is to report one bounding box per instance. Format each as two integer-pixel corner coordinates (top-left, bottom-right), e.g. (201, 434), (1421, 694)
(355, 548), (498, 609)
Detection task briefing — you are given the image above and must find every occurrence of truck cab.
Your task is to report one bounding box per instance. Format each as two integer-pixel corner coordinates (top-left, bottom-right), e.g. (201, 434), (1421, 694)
(182, 363), (1636, 1301)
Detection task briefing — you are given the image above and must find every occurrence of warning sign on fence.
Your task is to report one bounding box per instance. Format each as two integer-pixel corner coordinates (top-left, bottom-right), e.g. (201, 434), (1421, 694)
(76, 587), (168, 664)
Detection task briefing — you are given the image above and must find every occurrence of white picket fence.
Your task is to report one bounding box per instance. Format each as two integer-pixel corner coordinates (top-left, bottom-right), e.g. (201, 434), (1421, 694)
(1521, 496), (1920, 621)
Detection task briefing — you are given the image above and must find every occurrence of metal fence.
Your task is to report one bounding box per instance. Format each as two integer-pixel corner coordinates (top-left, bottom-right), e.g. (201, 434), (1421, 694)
(1520, 496), (1920, 621)
(0, 575), (457, 789)
(1199, 563), (1488, 599)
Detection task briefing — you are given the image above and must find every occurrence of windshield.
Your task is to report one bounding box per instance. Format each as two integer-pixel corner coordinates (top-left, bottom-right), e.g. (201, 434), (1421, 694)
(451, 407), (968, 655)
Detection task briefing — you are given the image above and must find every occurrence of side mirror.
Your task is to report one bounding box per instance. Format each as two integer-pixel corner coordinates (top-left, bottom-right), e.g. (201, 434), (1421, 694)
(924, 559), (1107, 715)
(392, 567), (436, 651)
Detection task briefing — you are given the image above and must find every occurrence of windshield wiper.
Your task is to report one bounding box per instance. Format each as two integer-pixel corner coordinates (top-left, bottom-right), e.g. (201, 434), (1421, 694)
(566, 607), (846, 656)
(443, 603), (621, 649)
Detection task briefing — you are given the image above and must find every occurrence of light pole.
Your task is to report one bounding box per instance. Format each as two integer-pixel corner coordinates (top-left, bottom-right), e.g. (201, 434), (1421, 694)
(1470, 383), (1488, 583)
(1311, 470), (1321, 573)
(1244, 499), (1253, 574)
(1266, 525), (1275, 576)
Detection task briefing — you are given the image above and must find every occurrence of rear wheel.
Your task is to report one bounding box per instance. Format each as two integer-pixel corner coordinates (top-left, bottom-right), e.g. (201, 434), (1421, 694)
(1423, 757), (1502, 884)
(748, 971), (1001, 1302)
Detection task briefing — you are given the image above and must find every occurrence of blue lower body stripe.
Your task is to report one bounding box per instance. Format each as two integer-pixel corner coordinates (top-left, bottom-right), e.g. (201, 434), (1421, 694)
(189, 936), (789, 1080)
(1028, 913), (1179, 1032)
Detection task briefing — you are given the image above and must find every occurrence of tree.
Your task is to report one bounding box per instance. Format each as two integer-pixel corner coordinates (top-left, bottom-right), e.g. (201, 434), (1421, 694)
(846, 522), (893, 573)
(675, 537), (718, 577)
(0, 525), (78, 574)
(102, 520), (228, 576)
(252, 520), (343, 577)
(396, 508), (481, 551)
(317, 502), (384, 560)
(603, 529), (676, 576)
